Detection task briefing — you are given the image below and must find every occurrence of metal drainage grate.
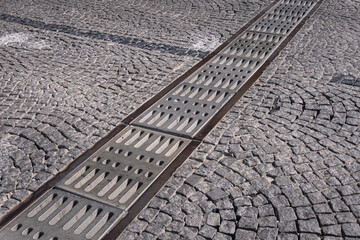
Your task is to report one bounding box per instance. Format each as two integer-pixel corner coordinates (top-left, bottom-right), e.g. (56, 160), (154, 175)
(0, 189), (125, 240)
(132, 0), (318, 139)
(57, 126), (190, 210)
(249, 0), (317, 35)
(181, 1), (318, 94)
(134, 0), (315, 137)
(184, 31), (284, 93)
(133, 83), (233, 137)
(0, 0), (323, 239)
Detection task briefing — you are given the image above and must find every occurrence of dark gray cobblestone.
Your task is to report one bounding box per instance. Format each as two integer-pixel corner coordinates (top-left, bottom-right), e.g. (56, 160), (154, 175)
(0, 0), (272, 217)
(119, 0), (360, 239)
(0, 0), (270, 54)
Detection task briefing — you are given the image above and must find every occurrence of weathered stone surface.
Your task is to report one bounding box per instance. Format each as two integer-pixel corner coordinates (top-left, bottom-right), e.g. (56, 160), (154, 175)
(1, 0), (359, 239)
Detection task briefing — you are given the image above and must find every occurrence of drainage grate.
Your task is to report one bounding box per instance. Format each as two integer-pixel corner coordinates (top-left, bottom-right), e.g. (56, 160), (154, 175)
(184, 32), (284, 93)
(132, 0), (318, 139)
(133, 83), (233, 137)
(0, 189), (124, 240)
(249, 0), (316, 35)
(0, 0), (323, 238)
(57, 126), (190, 210)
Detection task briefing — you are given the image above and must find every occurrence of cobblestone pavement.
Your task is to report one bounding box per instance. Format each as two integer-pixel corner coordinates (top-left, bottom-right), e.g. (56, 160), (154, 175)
(118, 0), (360, 239)
(0, 0), (272, 219)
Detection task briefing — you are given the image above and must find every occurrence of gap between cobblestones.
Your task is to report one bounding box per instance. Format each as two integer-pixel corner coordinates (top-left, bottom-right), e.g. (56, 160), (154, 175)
(0, 13), (209, 58)
(0, 0), (327, 239)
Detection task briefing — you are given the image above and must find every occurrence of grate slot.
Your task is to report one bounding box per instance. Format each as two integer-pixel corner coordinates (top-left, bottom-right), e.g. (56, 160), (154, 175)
(0, 189), (124, 240)
(133, 83), (233, 137)
(57, 126), (189, 209)
(249, 0), (316, 35)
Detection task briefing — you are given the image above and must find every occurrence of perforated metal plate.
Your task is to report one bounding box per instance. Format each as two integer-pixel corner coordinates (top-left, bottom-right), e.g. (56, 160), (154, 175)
(0, 189), (125, 240)
(249, 0), (317, 35)
(132, 1), (318, 138)
(57, 126), (190, 210)
(181, 1), (317, 94)
(184, 32), (285, 92)
(0, 0), (322, 238)
(133, 83), (233, 137)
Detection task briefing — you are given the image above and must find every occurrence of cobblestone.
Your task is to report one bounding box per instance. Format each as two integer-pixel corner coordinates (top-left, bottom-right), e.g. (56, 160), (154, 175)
(1, 0), (360, 239)
(117, 0), (360, 239)
(0, 0), (272, 217)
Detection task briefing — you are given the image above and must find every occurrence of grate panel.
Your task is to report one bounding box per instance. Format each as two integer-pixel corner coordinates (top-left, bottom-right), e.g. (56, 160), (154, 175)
(183, 32), (284, 92)
(249, 0), (317, 35)
(0, 189), (125, 240)
(133, 83), (233, 137)
(220, 31), (285, 58)
(57, 126), (190, 209)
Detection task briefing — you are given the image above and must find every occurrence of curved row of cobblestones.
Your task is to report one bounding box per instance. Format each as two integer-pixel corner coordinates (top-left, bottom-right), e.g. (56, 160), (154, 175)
(0, 0), (271, 218)
(119, 0), (360, 239)
(0, 0), (271, 52)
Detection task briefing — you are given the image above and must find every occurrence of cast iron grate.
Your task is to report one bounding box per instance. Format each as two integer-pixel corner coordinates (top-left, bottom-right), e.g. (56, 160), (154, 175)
(57, 126), (190, 210)
(133, 83), (233, 137)
(0, 189), (125, 240)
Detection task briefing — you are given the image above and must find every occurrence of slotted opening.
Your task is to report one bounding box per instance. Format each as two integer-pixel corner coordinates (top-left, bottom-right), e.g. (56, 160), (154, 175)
(124, 151), (132, 157)
(136, 155), (144, 160)
(85, 172), (109, 192)
(204, 76), (215, 86)
(116, 128), (135, 143)
(21, 227), (33, 235)
(28, 193), (57, 218)
(119, 182), (143, 204)
(156, 113), (173, 127)
(186, 119), (201, 133)
(98, 176), (121, 197)
(188, 87), (200, 99)
(180, 86), (193, 97)
(124, 166), (133, 171)
(155, 138), (173, 154)
(188, 74), (200, 83)
(49, 200), (78, 225)
(176, 118), (191, 131)
(11, 224), (22, 232)
(86, 212), (114, 239)
(146, 136), (164, 151)
(74, 169), (99, 189)
(199, 90), (210, 100)
(138, 110), (156, 123)
(207, 91), (219, 102)
(63, 205), (91, 231)
(64, 166), (90, 186)
(147, 112), (164, 125)
(173, 85), (186, 95)
(134, 169), (143, 174)
(102, 159), (111, 165)
(196, 75), (207, 85)
(125, 131), (143, 146)
(115, 149), (123, 154)
(38, 197), (67, 222)
(112, 162), (120, 168)
(216, 92), (228, 103)
(74, 209), (102, 235)
(32, 231), (44, 239)
(108, 179), (131, 200)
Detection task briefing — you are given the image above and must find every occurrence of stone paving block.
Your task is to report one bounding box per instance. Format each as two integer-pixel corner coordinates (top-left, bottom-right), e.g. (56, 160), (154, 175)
(207, 188), (229, 201)
(235, 229), (256, 240)
(298, 219), (321, 234)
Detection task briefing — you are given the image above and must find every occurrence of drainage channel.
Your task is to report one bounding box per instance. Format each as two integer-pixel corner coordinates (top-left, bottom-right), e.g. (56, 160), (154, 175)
(0, 0), (323, 239)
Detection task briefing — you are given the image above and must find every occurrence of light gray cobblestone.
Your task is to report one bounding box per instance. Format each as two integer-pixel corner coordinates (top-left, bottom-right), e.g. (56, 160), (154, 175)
(118, 0), (360, 238)
(0, 0), (273, 216)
